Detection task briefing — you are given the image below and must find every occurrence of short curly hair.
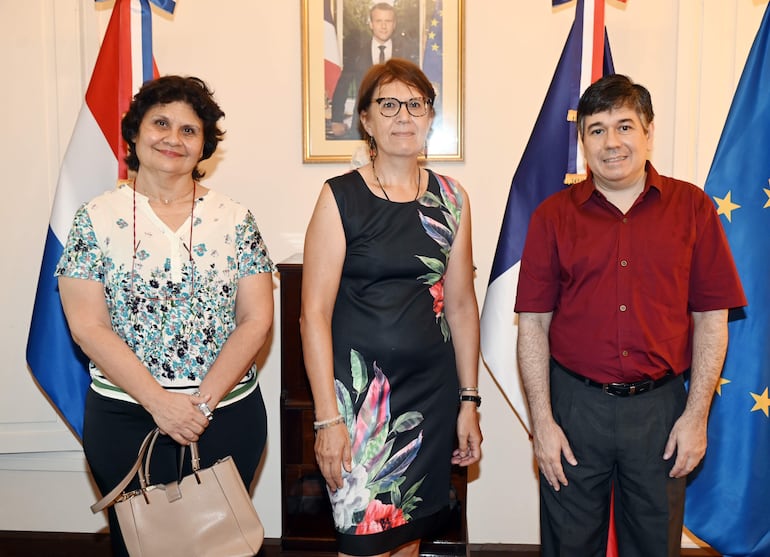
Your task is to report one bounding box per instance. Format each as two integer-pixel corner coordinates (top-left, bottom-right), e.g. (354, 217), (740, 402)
(121, 75), (225, 180)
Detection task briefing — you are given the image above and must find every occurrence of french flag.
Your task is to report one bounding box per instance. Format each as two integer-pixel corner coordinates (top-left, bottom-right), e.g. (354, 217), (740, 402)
(480, 0), (619, 432)
(324, 0), (342, 100)
(479, 0), (622, 554)
(26, 0), (174, 439)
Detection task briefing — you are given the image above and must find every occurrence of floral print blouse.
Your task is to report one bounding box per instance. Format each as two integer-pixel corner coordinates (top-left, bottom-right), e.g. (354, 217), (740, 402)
(55, 184), (275, 405)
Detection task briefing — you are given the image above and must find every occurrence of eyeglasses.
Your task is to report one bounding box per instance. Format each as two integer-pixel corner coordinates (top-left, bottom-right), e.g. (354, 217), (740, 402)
(374, 97), (432, 118)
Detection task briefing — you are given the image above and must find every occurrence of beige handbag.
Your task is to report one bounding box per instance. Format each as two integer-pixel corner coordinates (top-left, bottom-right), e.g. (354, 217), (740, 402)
(91, 428), (264, 557)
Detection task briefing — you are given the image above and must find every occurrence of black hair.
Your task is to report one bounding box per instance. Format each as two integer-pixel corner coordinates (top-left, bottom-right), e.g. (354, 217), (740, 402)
(577, 74), (654, 137)
(121, 75), (225, 180)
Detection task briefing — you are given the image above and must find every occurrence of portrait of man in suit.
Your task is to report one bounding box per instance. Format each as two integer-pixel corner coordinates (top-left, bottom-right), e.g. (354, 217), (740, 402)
(328, 1), (419, 140)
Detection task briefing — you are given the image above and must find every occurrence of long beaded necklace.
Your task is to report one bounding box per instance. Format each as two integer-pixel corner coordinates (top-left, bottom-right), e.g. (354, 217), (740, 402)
(131, 180), (196, 300)
(372, 162), (421, 201)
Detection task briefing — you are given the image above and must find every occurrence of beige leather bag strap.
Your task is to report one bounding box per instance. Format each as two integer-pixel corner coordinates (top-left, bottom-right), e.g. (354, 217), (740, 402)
(140, 430), (190, 487)
(90, 428), (160, 514)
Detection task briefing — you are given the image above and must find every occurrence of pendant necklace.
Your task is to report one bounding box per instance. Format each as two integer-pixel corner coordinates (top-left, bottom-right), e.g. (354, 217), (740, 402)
(372, 163), (421, 201)
(132, 181), (197, 257)
(138, 182), (196, 205)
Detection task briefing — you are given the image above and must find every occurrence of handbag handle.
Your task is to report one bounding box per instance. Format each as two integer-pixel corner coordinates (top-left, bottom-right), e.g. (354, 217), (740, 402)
(91, 428), (202, 514)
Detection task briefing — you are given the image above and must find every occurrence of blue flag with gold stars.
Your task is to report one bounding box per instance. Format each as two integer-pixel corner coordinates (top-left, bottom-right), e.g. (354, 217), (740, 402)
(422, 0), (442, 84)
(422, 0), (443, 119)
(684, 4), (770, 555)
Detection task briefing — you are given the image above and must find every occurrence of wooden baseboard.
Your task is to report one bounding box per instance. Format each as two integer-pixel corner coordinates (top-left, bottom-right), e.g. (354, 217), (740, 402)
(0, 531), (113, 557)
(0, 532), (720, 556)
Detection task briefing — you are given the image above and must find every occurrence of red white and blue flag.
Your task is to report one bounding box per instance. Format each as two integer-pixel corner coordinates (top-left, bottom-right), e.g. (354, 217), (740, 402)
(324, 0), (342, 100)
(480, 0), (620, 432)
(479, 1), (623, 554)
(26, 0), (174, 439)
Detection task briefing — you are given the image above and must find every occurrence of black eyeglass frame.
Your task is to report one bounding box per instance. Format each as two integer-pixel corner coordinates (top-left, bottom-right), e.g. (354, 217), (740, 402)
(373, 97), (433, 118)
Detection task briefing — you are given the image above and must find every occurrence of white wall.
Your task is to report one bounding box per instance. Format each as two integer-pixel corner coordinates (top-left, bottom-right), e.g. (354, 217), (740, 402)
(0, 0), (765, 545)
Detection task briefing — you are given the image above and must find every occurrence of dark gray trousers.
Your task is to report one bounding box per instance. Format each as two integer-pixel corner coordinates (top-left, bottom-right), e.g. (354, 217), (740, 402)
(540, 361), (687, 557)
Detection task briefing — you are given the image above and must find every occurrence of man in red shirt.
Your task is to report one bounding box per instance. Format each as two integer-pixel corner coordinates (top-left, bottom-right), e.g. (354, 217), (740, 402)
(515, 74), (746, 556)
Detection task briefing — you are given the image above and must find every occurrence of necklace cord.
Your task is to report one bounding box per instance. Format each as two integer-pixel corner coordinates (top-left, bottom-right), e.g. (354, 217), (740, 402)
(372, 164), (421, 201)
(131, 181), (196, 300)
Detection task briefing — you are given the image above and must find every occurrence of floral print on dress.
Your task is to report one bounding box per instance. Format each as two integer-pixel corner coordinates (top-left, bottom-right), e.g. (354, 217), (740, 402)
(329, 349), (425, 535)
(415, 174), (463, 341)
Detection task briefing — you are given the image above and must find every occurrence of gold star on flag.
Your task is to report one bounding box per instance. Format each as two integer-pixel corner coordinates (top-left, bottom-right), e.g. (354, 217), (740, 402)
(430, 18), (438, 27)
(750, 387), (770, 417)
(763, 187), (770, 209)
(713, 191), (741, 222)
(428, 31), (435, 40)
(715, 377), (730, 396)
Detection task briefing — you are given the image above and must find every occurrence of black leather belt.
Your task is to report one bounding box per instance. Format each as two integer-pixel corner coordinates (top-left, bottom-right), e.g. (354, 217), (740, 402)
(555, 360), (677, 397)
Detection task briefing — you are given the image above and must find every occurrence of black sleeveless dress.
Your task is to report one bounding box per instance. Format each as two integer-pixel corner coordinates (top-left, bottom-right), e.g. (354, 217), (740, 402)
(326, 169), (463, 555)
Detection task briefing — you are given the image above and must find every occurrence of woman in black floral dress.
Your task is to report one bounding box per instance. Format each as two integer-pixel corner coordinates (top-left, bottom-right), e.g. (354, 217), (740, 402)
(301, 59), (482, 557)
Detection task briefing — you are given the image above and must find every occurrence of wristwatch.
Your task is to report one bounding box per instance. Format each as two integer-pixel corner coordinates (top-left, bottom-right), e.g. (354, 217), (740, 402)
(197, 402), (213, 421)
(459, 394), (481, 407)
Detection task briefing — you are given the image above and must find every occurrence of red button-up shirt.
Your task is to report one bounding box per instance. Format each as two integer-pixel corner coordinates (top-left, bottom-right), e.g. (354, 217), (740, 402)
(514, 163), (746, 383)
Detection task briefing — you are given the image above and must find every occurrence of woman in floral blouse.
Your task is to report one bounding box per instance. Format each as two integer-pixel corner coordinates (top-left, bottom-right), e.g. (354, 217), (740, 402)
(57, 76), (274, 557)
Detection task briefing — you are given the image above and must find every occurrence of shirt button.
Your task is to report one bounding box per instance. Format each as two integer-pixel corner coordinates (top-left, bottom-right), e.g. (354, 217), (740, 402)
(620, 259), (628, 267)
(622, 217), (628, 224)
(622, 350), (629, 357)
(619, 304), (627, 312)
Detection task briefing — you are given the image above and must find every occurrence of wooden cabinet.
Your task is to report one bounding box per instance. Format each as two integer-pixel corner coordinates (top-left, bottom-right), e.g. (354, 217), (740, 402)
(277, 256), (468, 556)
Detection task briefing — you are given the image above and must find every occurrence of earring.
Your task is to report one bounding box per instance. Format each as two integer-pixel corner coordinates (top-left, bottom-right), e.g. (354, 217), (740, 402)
(368, 136), (378, 161)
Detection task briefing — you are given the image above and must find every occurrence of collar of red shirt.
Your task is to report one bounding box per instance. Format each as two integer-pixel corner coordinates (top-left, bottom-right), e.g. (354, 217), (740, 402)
(574, 161), (664, 206)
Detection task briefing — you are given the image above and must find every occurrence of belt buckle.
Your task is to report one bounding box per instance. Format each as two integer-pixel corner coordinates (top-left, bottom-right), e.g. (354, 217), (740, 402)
(603, 383), (628, 397)
(634, 379), (654, 395)
(603, 380), (653, 397)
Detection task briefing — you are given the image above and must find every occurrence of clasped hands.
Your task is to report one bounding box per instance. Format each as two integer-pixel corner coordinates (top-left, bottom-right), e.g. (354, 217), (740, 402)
(149, 391), (213, 445)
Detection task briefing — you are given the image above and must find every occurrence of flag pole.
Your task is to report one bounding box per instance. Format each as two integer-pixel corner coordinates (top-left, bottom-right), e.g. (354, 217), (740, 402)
(26, 0), (173, 439)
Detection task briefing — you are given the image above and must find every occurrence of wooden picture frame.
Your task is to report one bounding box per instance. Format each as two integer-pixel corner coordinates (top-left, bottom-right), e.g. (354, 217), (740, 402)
(301, 0), (464, 163)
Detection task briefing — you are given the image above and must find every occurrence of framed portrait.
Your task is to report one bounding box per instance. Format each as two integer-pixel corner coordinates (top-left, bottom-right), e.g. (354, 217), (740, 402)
(301, 0), (464, 163)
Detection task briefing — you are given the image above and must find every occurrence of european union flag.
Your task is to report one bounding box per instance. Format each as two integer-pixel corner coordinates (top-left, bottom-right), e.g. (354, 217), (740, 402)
(684, 4), (770, 555)
(422, 0), (443, 78)
(422, 0), (443, 116)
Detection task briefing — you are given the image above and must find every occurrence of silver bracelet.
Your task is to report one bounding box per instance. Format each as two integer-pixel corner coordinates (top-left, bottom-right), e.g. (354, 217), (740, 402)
(313, 415), (344, 431)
